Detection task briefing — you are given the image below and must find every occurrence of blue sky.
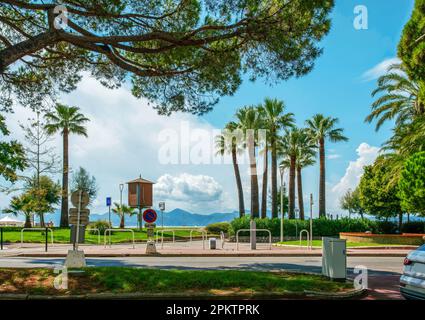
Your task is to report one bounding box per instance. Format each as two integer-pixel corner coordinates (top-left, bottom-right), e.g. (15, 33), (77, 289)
(1, 0), (416, 217)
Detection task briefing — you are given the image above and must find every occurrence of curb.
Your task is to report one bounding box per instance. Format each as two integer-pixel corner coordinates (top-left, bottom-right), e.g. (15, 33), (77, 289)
(0, 289), (366, 300)
(11, 252), (409, 258)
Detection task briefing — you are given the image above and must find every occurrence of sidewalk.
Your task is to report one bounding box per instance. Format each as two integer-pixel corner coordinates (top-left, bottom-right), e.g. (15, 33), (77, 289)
(0, 241), (416, 257)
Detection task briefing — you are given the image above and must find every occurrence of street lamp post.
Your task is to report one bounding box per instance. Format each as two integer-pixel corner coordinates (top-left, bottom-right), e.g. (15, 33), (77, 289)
(119, 183), (124, 227)
(279, 165), (285, 242)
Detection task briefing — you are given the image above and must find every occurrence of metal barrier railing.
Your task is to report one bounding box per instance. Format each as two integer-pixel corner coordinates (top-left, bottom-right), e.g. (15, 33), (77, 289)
(86, 227), (101, 244)
(21, 228), (53, 248)
(189, 229), (207, 249)
(299, 229), (311, 250)
(160, 230), (176, 249)
(236, 229), (272, 250)
(104, 229), (135, 249)
(220, 231), (225, 249)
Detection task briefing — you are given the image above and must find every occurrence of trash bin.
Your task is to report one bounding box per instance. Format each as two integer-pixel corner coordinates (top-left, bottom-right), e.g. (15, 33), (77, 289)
(322, 237), (347, 281)
(209, 238), (217, 250)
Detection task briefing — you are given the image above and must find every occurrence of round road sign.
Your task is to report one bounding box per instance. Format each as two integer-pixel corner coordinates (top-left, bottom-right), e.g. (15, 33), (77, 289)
(143, 209), (157, 223)
(71, 190), (90, 208)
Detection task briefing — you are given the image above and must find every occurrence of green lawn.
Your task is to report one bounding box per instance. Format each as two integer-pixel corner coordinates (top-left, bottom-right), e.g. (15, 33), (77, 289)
(0, 268), (353, 296)
(276, 240), (406, 247)
(0, 227), (209, 244)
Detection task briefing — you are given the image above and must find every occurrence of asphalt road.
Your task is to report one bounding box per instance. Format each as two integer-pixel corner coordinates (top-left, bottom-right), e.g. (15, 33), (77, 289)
(0, 256), (403, 276)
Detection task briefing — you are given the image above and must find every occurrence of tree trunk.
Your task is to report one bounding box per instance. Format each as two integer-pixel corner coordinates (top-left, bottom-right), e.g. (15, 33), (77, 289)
(271, 131), (278, 218)
(248, 134), (259, 219)
(398, 212), (403, 233)
(232, 147), (245, 218)
(120, 215), (125, 229)
(319, 138), (326, 217)
(297, 166), (305, 220)
(39, 213), (45, 227)
(288, 155), (296, 219)
(261, 145), (268, 219)
(24, 214), (32, 228)
(60, 128), (69, 227)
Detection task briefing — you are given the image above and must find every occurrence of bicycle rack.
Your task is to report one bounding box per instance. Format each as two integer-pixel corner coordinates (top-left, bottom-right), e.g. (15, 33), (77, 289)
(20, 228), (53, 248)
(236, 229), (272, 250)
(299, 229), (311, 250)
(160, 230), (176, 249)
(86, 227), (101, 244)
(104, 229), (135, 249)
(220, 231), (225, 249)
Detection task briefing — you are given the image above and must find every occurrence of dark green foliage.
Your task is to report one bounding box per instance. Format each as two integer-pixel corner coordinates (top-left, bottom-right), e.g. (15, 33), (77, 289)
(229, 216), (389, 237)
(358, 158), (402, 219)
(401, 221), (425, 234)
(205, 222), (231, 234)
(88, 220), (112, 235)
(399, 151), (425, 215)
(398, 0), (425, 84)
(0, 0), (335, 115)
(0, 114), (26, 182)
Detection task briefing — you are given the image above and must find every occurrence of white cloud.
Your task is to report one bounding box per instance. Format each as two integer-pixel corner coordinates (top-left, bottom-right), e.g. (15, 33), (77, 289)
(155, 173), (223, 202)
(361, 57), (401, 81)
(330, 143), (380, 210)
(327, 154), (341, 160)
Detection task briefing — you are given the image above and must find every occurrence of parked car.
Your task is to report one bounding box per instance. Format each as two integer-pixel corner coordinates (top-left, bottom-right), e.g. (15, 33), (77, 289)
(400, 244), (425, 300)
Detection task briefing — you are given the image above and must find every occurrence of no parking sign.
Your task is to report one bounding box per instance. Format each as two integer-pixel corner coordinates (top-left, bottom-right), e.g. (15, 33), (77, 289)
(143, 209), (157, 224)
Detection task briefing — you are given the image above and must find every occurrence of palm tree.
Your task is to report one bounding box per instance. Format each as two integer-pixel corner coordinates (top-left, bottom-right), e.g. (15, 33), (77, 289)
(4, 194), (33, 228)
(112, 203), (137, 228)
(278, 128), (302, 219)
(259, 135), (269, 219)
(236, 106), (264, 219)
(365, 63), (424, 131)
(215, 121), (245, 217)
(259, 98), (294, 218)
(305, 114), (348, 217)
(44, 104), (90, 227)
(295, 142), (316, 220)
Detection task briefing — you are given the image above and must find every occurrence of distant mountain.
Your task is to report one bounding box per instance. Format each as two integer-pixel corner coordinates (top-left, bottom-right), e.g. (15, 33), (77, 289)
(37, 208), (239, 227)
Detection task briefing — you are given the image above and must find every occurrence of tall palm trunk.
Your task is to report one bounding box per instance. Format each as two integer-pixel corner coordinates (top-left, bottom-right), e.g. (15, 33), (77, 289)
(24, 214), (32, 228)
(248, 134), (259, 218)
(288, 155), (296, 219)
(120, 215), (125, 229)
(232, 147), (245, 217)
(271, 133), (278, 218)
(319, 138), (326, 217)
(60, 128), (69, 227)
(296, 166), (305, 220)
(261, 145), (268, 219)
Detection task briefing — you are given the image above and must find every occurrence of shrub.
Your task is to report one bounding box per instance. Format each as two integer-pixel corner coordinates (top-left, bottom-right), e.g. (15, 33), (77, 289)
(375, 220), (398, 234)
(87, 220), (111, 235)
(230, 217), (381, 237)
(205, 222), (231, 234)
(401, 221), (425, 234)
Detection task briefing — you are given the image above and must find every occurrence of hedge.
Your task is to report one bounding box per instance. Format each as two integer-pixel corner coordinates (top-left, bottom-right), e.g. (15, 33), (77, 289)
(229, 216), (404, 237)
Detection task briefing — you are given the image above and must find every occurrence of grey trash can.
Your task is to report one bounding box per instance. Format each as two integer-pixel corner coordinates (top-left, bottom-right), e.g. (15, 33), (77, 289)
(209, 238), (217, 250)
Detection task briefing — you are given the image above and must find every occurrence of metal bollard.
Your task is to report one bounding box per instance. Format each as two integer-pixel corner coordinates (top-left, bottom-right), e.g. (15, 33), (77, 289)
(1, 228), (3, 250)
(45, 227), (48, 252)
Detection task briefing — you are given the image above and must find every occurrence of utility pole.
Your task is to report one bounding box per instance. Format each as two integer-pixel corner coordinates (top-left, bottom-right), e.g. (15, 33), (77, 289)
(310, 193), (313, 249)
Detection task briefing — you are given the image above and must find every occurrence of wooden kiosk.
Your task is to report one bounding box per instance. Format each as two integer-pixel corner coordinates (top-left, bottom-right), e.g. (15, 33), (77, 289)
(126, 176), (155, 229)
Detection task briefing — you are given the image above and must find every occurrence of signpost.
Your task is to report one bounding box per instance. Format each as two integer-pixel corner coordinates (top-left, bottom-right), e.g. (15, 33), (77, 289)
(65, 190), (89, 268)
(106, 197), (112, 227)
(159, 202), (165, 230)
(143, 208), (158, 254)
